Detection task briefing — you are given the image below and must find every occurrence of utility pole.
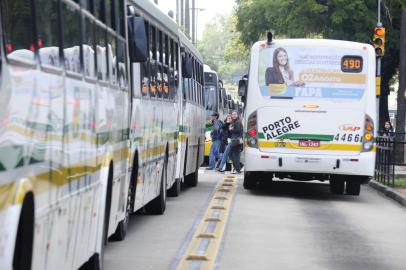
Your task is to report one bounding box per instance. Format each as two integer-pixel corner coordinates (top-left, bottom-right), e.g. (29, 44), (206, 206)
(192, 0), (196, 43)
(185, 0), (191, 38)
(176, 0), (179, 25)
(181, 0), (184, 29)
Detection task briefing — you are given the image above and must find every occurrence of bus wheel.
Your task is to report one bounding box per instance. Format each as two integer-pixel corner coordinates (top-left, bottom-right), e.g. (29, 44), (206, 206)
(330, 179), (345, 195)
(110, 176), (134, 241)
(346, 179), (361, 196)
(184, 145), (200, 187)
(13, 193), (34, 270)
(243, 172), (257, 190)
(184, 170), (198, 187)
(145, 162), (167, 214)
(168, 178), (181, 197)
(80, 254), (101, 270)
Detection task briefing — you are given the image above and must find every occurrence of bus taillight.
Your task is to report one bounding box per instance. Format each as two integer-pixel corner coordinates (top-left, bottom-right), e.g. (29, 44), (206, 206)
(248, 129), (257, 137)
(362, 114), (374, 152)
(246, 111), (258, 148)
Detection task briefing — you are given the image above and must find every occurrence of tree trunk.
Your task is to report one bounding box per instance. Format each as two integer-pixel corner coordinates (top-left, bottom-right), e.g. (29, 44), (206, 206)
(395, 8), (406, 163)
(379, 93), (389, 128)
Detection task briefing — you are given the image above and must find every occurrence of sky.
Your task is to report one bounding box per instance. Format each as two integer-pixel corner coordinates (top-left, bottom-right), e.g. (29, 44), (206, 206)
(152, 0), (236, 40)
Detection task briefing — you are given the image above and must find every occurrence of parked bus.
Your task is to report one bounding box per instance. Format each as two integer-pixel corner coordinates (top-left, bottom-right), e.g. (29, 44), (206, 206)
(0, 0), (130, 269)
(240, 38), (376, 196)
(126, 0), (205, 208)
(203, 65), (228, 163)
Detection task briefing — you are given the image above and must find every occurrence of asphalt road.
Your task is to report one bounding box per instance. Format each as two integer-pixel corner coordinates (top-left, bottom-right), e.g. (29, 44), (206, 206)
(104, 169), (406, 270)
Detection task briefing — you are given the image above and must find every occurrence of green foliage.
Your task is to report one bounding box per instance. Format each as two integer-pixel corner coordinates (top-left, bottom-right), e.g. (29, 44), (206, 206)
(236, 0), (386, 45)
(197, 15), (249, 83)
(236, 0), (404, 127)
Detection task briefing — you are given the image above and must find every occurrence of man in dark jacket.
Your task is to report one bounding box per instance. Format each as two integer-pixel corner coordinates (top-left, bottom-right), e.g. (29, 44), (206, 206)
(229, 111), (243, 173)
(207, 112), (223, 170)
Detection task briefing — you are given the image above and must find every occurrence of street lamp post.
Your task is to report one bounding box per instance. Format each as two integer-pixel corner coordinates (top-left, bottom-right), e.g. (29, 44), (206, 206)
(191, 7), (205, 44)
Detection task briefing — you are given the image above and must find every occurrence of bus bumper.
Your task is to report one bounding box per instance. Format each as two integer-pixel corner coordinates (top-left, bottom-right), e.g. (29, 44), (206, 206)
(244, 147), (375, 179)
(204, 140), (212, 157)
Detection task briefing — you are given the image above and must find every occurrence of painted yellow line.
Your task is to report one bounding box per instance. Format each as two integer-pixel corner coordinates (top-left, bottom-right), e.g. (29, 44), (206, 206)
(176, 175), (237, 270)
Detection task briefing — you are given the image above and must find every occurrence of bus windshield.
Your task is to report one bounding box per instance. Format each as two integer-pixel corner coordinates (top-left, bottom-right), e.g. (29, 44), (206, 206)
(258, 46), (368, 103)
(204, 85), (217, 111)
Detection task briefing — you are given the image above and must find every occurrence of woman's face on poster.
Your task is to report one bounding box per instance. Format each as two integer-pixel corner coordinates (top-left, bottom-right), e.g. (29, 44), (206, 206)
(277, 50), (288, 66)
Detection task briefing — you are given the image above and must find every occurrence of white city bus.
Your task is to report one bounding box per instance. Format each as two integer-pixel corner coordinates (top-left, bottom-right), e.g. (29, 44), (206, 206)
(125, 0), (205, 213)
(203, 65), (228, 162)
(240, 38), (376, 196)
(0, 0), (131, 269)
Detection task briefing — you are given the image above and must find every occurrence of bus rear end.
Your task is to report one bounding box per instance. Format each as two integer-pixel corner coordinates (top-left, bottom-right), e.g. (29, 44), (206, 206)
(242, 39), (376, 195)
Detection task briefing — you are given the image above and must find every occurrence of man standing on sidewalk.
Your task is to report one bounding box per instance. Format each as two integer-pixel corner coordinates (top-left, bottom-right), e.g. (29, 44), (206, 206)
(207, 112), (223, 170)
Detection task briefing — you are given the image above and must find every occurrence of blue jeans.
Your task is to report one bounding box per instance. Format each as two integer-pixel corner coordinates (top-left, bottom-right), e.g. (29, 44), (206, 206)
(208, 140), (221, 168)
(218, 144), (231, 170)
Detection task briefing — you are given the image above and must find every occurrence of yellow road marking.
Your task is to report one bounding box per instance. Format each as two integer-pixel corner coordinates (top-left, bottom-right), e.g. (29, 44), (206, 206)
(176, 176), (237, 270)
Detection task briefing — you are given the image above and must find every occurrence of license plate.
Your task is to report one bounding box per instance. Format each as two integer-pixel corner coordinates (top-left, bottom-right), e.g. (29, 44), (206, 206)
(299, 140), (320, 148)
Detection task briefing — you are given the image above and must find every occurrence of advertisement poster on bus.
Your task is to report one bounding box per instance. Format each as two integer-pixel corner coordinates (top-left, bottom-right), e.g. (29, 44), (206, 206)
(258, 46), (368, 101)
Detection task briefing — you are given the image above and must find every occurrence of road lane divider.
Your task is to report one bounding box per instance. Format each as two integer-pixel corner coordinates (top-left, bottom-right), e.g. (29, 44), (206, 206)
(176, 175), (238, 270)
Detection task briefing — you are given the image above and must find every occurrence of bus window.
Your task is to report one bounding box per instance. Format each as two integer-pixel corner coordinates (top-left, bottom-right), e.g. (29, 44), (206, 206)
(96, 24), (108, 81)
(1, 0), (35, 62)
(157, 30), (163, 98)
(62, 2), (81, 74)
(81, 0), (93, 12)
(107, 32), (118, 85)
(117, 38), (128, 89)
(149, 62), (157, 97)
(83, 15), (96, 78)
(36, 0), (60, 68)
(94, 0), (104, 22)
(105, 0), (112, 28)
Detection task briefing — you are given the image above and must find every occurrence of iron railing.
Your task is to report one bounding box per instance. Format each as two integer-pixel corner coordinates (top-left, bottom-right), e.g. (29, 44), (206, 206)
(375, 132), (406, 187)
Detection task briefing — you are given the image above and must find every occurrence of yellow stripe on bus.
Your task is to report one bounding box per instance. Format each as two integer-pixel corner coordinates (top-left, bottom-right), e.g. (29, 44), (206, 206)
(258, 141), (363, 151)
(0, 147), (130, 210)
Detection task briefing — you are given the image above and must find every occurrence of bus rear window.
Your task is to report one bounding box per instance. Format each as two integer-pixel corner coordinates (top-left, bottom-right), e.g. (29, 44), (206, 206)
(1, 0), (35, 62)
(258, 46), (367, 101)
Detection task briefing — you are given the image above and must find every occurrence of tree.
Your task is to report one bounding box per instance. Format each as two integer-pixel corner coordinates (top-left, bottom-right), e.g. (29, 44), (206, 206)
(395, 6), (406, 161)
(235, 0), (402, 128)
(197, 15), (249, 83)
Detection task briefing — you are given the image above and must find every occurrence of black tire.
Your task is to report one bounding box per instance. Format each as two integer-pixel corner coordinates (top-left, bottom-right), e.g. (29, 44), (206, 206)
(184, 170), (198, 187)
(243, 172), (257, 190)
(80, 253), (101, 270)
(109, 175), (134, 241)
(81, 166), (113, 269)
(145, 162), (167, 215)
(330, 179), (345, 195)
(167, 178), (181, 197)
(184, 143), (200, 187)
(346, 180), (361, 196)
(13, 193), (34, 270)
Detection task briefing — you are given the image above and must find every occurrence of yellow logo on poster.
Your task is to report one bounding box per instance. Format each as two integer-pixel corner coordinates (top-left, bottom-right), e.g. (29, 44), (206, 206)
(268, 84), (287, 95)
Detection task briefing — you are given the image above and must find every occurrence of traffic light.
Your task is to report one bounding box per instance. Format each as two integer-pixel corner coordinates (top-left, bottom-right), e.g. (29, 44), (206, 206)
(373, 26), (385, 57)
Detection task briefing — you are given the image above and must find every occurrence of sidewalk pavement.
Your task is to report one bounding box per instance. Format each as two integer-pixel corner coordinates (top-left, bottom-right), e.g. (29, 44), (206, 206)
(369, 180), (406, 207)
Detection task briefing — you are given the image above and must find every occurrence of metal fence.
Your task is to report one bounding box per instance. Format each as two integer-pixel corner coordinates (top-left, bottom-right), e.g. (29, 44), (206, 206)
(375, 132), (406, 187)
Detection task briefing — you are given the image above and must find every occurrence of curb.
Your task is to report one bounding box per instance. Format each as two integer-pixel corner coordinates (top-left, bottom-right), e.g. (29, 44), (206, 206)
(368, 180), (406, 207)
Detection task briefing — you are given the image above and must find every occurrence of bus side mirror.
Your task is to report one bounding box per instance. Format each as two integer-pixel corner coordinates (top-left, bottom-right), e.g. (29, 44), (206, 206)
(238, 79), (247, 97)
(182, 54), (193, 78)
(128, 16), (148, 63)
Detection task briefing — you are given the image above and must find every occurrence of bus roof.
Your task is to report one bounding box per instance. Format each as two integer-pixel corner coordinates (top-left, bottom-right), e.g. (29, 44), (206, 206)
(129, 0), (178, 37)
(252, 38), (374, 52)
(204, 64), (217, 74)
(178, 30), (203, 61)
